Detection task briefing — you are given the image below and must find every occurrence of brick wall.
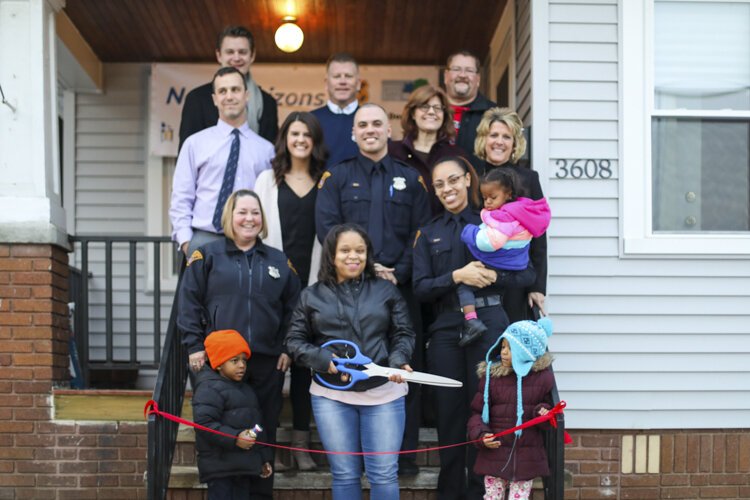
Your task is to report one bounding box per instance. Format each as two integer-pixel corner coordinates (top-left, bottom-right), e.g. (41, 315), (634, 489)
(0, 244), (149, 499)
(564, 430), (750, 499)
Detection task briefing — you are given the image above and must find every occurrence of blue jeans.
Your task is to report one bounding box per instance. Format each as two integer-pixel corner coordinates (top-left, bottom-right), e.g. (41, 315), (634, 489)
(311, 394), (405, 500)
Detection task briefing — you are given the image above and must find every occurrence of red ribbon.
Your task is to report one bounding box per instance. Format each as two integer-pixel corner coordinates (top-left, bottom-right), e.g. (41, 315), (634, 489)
(144, 399), (571, 455)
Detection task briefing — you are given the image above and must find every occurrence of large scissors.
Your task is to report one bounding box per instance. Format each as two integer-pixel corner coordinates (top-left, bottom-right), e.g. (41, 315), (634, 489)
(314, 339), (462, 390)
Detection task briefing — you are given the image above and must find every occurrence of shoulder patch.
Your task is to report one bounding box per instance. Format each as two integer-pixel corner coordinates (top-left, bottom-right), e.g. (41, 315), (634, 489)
(287, 259), (298, 275)
(417, 175), (428, 192)
(413, 229), (422, 248)
(318, 171), (332, 189)
(186, 249), (203, 267)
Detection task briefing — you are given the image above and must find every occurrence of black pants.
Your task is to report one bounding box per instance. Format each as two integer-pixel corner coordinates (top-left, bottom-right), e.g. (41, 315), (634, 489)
(399, 283), (424, 464)
(247, 353), (285, 498)
(207, 475), (263, 500)
(289, 363), (312, 430)
(427, 305), (508, 500)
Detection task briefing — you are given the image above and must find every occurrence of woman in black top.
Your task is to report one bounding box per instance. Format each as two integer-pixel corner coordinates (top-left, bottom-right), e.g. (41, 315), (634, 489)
(473, 107), (548, 322)
(255, 112), (328, 471)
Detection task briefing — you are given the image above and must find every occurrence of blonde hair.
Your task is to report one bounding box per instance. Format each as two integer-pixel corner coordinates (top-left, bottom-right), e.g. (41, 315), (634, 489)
(220, 190), (268, 241)
(474, 107), (526, 164)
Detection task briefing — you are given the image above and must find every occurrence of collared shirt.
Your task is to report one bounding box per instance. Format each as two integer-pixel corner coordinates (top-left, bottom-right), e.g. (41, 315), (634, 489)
(315, 153), (430, 284)
(326, 99), (359, 115)
(170, 119), (274, 245)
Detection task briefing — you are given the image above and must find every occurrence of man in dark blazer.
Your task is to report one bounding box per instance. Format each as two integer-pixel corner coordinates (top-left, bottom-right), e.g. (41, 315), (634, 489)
(179, 26), (278, 151)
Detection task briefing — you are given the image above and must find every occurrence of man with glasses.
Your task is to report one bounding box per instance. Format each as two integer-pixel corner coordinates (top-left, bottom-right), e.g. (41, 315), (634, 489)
(443, 50), (496, 170)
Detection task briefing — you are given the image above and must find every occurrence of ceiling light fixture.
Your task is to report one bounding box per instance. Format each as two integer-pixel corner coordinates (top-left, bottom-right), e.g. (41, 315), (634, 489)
(274, 16), (304, 53)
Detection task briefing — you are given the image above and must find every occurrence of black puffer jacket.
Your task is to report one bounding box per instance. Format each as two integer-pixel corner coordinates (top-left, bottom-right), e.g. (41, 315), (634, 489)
(284, 277), (415, 391)
(191, 369), (272, 482)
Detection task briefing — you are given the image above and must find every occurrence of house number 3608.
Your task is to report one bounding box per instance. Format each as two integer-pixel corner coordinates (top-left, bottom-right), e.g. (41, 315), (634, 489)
(554, 159), (613, 179)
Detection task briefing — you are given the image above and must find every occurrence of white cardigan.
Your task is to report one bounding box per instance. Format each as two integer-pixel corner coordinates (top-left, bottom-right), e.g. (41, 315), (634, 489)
(254, 169), (322, 285)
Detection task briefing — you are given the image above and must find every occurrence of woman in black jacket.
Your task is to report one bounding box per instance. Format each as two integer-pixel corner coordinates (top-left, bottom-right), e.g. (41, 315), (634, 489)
(178, 189), (300, 498)
(474, 107), (548, 322)
(285, 223), (415, 500)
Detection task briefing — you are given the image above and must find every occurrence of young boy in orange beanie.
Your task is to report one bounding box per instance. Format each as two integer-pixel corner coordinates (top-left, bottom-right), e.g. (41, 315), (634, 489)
(191, 329), (273, 499)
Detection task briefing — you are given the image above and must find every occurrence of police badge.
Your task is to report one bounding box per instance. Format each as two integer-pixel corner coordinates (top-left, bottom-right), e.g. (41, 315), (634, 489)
(392, 177), (407, 190)
(268, 266), (280, 279)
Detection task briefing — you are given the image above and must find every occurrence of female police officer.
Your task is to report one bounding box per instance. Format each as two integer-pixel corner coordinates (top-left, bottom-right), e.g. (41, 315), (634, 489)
(413, 156), (510, 500)
(178, 189), (300, 498)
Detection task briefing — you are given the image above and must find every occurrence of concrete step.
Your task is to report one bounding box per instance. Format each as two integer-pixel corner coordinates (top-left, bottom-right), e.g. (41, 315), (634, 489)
(169, 465), (442, 491)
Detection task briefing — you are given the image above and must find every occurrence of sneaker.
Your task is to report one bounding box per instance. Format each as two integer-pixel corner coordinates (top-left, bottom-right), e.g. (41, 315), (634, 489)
(458, 318), (488, 347)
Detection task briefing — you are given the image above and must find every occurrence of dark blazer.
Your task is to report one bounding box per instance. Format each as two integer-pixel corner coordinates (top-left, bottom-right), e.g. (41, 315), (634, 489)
(178, 82), (279, 151)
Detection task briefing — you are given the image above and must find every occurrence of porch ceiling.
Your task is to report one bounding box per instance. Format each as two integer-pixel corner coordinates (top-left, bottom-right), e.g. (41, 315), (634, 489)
(62, 0), (507, 65)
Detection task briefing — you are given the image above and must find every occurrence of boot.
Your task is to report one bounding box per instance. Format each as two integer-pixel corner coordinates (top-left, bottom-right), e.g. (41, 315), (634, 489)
(274, 451), (291, 472)
(458, 318), (488, 347)
(291, 430), (318, 471)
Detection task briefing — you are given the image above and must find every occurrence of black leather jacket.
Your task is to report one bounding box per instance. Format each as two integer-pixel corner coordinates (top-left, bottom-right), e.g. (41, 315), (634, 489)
(284, 277), (415, 392)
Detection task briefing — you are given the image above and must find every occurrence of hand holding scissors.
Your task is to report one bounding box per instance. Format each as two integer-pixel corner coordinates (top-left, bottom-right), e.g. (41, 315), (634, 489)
(315, 339), (462, 390)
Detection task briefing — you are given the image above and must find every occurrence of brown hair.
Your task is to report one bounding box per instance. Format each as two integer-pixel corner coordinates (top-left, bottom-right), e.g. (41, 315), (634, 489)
(400, 85), (455, 141)
(271, 112), (329, 186)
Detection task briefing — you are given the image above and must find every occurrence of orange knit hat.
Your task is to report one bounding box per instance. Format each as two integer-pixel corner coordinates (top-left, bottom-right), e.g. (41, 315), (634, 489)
(204, 330), (251, 370)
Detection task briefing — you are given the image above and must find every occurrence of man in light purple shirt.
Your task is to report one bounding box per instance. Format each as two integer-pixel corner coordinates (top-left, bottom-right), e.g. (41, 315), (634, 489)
(170, 67), (274, 256)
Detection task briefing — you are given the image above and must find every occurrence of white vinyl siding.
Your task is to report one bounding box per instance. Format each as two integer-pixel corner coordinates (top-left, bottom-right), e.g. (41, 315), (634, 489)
(70, 64), (174, 382)
(515, 0), (533, 123)
(542, 0), (750, 429)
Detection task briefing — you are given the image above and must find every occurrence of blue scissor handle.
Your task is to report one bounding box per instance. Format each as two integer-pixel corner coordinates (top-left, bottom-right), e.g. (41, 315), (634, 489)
(314, 340), (372, 390)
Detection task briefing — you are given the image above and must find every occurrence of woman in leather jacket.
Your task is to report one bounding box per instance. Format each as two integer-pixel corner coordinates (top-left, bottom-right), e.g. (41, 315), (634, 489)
(285, 223), (415, 500)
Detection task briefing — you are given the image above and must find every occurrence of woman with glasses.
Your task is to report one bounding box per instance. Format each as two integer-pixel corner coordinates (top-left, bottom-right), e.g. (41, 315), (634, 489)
(390, 85), (467, 215)
(412, 156), (510, 500)
(474, 107), (548, 323)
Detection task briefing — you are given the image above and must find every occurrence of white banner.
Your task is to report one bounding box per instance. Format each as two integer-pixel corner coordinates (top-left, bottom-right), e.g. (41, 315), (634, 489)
(149, 63), (440, 157)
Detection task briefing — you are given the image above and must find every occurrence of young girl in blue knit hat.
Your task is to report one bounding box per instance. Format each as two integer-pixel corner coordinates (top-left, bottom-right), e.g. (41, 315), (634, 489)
(467, 317), (556, 500)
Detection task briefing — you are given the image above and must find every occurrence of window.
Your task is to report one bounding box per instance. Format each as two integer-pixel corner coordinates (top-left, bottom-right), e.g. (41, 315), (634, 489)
(621, 0), (750, 254)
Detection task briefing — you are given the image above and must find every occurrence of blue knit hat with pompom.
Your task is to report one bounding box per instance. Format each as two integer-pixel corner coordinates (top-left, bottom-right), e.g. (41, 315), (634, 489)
(481, 317), (553, 436)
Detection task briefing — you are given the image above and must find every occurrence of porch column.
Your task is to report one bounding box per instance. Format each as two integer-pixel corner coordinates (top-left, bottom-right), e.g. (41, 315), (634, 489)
(0, 0), (67, 246)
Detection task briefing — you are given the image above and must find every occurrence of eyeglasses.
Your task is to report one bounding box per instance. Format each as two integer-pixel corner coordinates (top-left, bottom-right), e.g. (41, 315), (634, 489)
(432, 174), (465, 191)
(447, 66), (478, 75)
(417, 104), (444, 113)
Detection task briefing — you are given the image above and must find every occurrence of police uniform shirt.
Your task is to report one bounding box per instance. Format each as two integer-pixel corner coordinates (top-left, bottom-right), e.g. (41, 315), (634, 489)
(315, 153), (430, 284)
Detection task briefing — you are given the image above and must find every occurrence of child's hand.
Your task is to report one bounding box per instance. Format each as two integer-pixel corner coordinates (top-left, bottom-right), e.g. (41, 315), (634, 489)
(236, 429), (256, 449)
(482, 433), (501, 449)
(260, 462), (272, 478)
(538, 407), (550, 416)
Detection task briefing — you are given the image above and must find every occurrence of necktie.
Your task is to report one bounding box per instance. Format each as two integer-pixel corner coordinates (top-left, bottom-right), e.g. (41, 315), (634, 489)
(368, 163), (385, 256)
(212, 129), (240, 232)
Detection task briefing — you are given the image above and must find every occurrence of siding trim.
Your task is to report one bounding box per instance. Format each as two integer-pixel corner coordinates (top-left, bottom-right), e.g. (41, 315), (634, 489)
(531, 0), (550, 189)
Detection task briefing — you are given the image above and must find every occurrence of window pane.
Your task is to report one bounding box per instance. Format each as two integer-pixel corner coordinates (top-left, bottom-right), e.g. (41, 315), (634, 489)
(652, 118), (750, 232)
(654, 2), (750, 111)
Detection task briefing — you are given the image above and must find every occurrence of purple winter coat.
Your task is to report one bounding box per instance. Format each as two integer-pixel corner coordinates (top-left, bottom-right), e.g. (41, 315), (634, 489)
(467, 353), (555, 481)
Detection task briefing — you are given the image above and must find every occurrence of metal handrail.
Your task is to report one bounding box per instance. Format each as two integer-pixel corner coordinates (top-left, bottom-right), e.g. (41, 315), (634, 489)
(146, 262), (187, 500)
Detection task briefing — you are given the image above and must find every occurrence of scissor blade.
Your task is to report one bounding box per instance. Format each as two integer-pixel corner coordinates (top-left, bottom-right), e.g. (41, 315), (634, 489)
(363, 364), (462, 388)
